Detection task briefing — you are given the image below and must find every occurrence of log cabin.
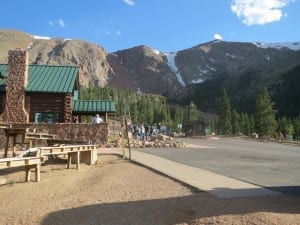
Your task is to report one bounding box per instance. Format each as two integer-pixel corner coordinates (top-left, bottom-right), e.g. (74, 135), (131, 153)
(0, 49), (115, 124)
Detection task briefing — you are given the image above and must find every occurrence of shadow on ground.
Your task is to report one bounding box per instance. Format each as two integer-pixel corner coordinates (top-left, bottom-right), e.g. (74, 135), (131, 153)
(41, 190), (300, 225)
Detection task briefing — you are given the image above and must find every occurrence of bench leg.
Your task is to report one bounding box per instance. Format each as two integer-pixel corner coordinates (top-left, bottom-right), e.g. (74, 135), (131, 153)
(76, 151), (80, 170)
(67, 153), (72, 169)
(67, 152), (80, 170)
(25, 165), (31, 182)
(25, 164), (41, 182)
(35, 164), (41, 182)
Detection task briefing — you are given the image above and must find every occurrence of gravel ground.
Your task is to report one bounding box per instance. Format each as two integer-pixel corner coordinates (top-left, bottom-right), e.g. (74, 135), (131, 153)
(0, 154), (299, 225)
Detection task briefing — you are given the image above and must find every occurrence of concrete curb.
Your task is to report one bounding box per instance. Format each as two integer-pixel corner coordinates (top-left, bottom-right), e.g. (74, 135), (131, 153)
(98, 148), (281, 198)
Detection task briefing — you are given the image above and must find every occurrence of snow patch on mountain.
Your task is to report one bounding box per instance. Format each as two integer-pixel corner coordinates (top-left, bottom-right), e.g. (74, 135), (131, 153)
(165, 52), (185, 87)
(190, 78), (204, 84)
(265, 54), (270, 63)
(207, 65), (216, 72)
(225, 53), (244, 60)
(197, 67), (209, 75)
(31, 35), (51, 40)
(27, 42), (33, 50)
(253, 42), (300, 51)
(150, 48), (160, 55)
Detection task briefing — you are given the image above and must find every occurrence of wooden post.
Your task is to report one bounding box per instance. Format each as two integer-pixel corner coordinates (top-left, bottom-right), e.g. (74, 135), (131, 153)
(121, 118), (125, 159)
(12, 135), (17, 157)
(76, 151), (80, 170)
(29, 139), (33, 148)
(125, 118), (131, 160)
(4, 134), (9, 158)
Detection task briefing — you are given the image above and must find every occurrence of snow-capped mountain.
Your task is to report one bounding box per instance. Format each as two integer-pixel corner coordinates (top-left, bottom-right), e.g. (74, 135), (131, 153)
(1, 29), (300, 113)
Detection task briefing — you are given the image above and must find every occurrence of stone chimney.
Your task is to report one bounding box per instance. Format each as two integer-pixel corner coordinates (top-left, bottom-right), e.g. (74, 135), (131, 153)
(0, 49), (29, 123)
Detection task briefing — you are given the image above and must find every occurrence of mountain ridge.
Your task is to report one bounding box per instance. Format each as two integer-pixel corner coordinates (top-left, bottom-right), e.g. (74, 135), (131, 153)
(1, 29), (299, 116)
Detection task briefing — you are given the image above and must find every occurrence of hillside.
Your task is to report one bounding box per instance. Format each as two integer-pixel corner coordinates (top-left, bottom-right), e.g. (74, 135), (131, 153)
(0, 30), (32, 63)
(107, 45), (178, 96)
(1, 29), (300, 116)
(0, 29), (112, 87)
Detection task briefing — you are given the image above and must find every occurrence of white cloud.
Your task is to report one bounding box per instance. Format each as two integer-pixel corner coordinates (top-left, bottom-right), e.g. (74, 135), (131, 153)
(123, 0), (135, 6)
(48, 19), (66, 28)
(231, 0), (293, 25)
(105, 30), (122, 36)
(57, 19), (65, 28)
(214, 33), (223, 40)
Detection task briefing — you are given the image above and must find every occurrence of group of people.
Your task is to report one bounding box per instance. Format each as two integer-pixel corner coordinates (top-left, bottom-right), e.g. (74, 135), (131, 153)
(131, 123), (157, 141)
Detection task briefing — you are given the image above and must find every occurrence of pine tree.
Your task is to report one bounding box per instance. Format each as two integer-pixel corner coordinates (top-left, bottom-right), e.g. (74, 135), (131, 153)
(146, 98), (154, 124)
(219, 89), (232, 135)
(254, 87), (277, 138)
(240, 112), (250, 136)
(278, 117), (294, 138)
(231, 109), (240, 135)
(249, 114), (255, 134)
(292, 116), (300, 141)
(188, 101), (200, 123)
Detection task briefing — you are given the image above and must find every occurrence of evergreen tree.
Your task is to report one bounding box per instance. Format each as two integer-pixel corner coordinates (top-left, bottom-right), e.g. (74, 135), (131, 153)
(240, 112), (250, 136)
(278, 117), (294, 138)
(188, 102), (200, 122)
(292, 116), (300, 141)
(219, 89), (232, 135)
(249, 114), (255, 134)
(231, 109), (240, 135)
(173, 108), (184, 131)
(254, 87), (277, 138)
(130, 102), (139, 123)
(146, 98), (154, 124)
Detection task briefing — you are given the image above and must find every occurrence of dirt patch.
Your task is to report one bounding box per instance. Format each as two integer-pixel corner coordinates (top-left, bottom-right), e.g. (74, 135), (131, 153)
(0, 154), (299, 225)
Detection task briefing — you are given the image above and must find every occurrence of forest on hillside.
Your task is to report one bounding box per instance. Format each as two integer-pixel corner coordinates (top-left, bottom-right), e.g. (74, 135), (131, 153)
(79, 86), (218, 133)
(80, 85), (300, 141)
(180, 64), (300, 118)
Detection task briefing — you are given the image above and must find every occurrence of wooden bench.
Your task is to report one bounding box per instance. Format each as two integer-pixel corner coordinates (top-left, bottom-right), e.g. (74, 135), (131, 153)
(0, 145), (98, 183)
(40, 145), (98, 170)
(0, 150), (43, 182)
(47, 139), (89, 146)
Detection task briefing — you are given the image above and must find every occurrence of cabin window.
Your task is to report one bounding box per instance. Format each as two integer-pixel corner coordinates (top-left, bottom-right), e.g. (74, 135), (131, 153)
(34, 112), (59, 123)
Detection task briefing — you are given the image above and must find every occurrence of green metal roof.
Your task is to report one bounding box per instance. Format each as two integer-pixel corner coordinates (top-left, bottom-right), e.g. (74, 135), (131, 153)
(0, 64), (78, 93)
(72, 100), (116, 114)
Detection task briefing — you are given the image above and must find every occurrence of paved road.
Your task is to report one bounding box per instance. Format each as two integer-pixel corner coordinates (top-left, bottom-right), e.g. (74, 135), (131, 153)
(138, 137), (300, 195)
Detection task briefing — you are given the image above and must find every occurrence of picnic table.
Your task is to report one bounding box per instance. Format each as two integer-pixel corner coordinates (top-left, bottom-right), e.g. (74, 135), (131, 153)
(3, 128), (55, 158)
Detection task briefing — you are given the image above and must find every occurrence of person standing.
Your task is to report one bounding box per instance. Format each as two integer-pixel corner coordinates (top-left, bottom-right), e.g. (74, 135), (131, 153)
(93, 114), (103, 124)
(140, 123), (145, 141)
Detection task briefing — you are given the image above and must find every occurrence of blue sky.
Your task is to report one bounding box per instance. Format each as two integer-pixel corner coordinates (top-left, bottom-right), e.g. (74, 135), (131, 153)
(0, 0), (299, 53)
